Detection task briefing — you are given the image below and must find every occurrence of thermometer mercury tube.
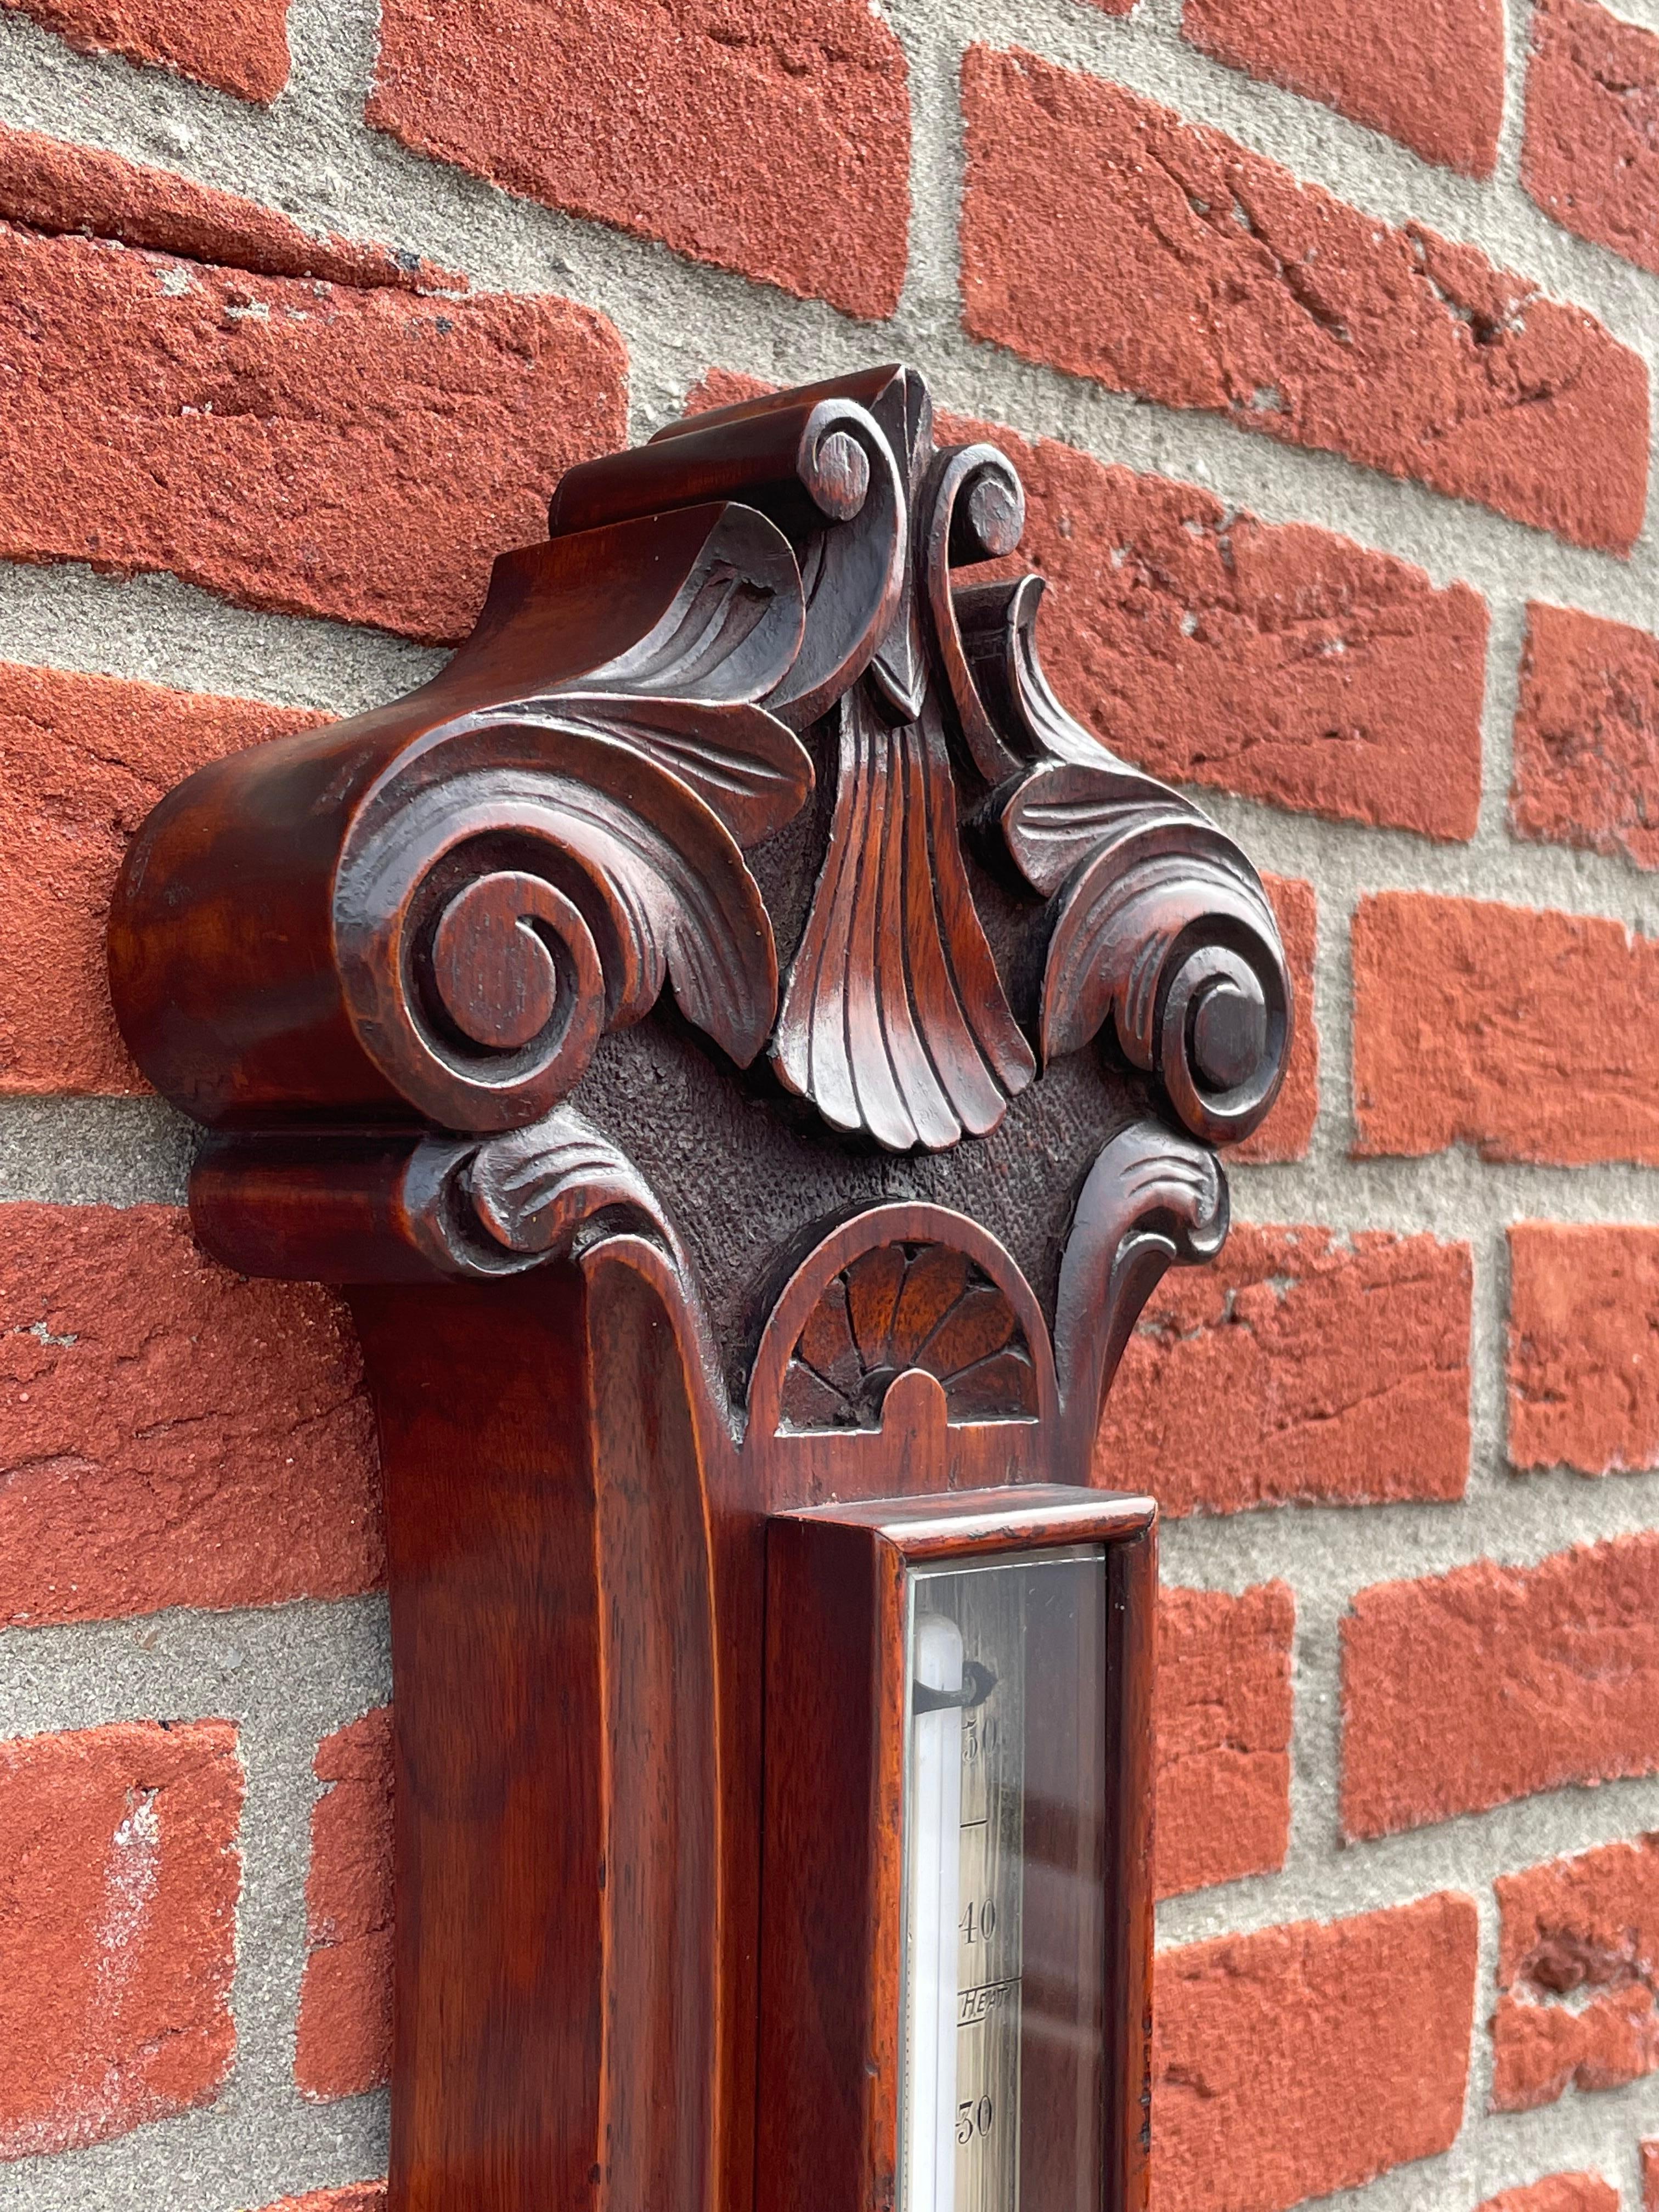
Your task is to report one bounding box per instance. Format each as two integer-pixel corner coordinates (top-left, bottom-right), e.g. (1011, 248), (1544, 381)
(905, 1612), (966, 2212)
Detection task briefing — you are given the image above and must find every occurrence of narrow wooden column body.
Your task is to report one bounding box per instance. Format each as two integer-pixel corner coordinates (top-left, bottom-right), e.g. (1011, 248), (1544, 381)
(105, 364), (1295, 2212)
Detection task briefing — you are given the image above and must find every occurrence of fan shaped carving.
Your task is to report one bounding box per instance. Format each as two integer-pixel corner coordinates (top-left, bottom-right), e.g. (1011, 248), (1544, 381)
(777, 1239), (1039, 1431)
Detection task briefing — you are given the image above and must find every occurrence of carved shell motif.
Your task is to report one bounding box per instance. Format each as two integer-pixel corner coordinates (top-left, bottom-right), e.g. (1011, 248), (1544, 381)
(524, 363), (1291, 1160)
(110, 362), (1291, 1173)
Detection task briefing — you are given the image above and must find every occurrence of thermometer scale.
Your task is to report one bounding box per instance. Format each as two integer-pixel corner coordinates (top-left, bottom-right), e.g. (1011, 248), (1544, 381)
(758, 1490), (1149, 2212)
(901, 1548), (1102, 2212)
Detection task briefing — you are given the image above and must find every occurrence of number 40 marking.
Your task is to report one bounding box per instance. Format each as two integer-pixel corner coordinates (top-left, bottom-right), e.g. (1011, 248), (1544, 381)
(960, 1898), (996, 1943)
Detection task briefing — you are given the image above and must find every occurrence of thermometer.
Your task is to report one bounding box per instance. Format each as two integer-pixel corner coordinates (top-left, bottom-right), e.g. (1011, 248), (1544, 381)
(901, 1556), (1041, 2212)
(759, 1496), (1136, 2212)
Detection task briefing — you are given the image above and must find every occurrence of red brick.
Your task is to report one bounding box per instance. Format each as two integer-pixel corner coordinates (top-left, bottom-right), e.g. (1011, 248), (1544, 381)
(1492, 1837), (1659, 2112)
(0, 224), (624, 644)
(1156, 1584), (1294, 1899)
(689, 373), (1488, 844)
(0, 121), (461, 291)
(1476, 2182), (1620, 2212)
(0, 0), (287, 100)
(1184, 0), (1504, 176)
(1341, 1534), (1659, 1838)
(956, 415), (1487, 839)
(369, 0), (909, 319)
(1509, 1223), (1659, 1476)
(1153, 1894), (1477, 2212)
(297, 1709), (393, 2101)
(1234, 877), (1318, 1163)
(1646, 2141), (1659, 2211)
(253, 2191), (386, 2212)
(1513, 603), (1659, 872)
(960, 49), (1648, 555)
(0, 1203), (381, 1626)
(1093, 1225), (1471, 1517)
(1353, 893), (1659, 1166)
(0, 1720), (241, 2158)
(0, 662), (323, 1096)
(1525, 0), (1659, 276)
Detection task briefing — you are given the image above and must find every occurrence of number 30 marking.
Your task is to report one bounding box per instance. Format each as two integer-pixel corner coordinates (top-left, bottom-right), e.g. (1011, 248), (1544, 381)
(956, 2095), (994, 2146)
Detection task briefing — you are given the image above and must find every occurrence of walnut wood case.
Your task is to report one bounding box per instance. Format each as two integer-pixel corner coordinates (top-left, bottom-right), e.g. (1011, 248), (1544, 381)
(105, 364), (1293, 2212)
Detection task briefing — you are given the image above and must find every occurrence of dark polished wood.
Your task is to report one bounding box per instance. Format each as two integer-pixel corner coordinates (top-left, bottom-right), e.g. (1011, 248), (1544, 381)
(105, 365), (1294, 2212)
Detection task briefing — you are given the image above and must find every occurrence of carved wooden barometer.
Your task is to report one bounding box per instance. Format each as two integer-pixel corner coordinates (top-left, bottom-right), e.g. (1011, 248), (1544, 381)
(106, 366), (1291, 2212)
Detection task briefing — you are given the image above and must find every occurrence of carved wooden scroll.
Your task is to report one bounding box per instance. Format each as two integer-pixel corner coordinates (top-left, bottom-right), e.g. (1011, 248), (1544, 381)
(108, 364), (1290, 2212)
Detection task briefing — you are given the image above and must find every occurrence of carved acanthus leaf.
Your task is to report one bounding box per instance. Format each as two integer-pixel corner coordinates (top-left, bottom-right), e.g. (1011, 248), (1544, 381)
(953, 571), (1293, 1147)
(1053, 1122), (1229, 1454)
(556, 374), (910, 733)
(512, 696), (810, 851)
(188, 1109), (681, 1287)
(509, 497), (814, 848)
(415, 1108), (684, 1280)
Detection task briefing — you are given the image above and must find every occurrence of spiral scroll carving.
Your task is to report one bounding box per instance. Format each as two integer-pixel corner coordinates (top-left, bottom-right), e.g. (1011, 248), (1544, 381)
(921, 443), (1028, 786)
(1002, 765), (1291, 1146)
(336, 737), (784, 1133)
(568, 376), (912, 735)
(954, 572), (1294, 1149)
(109, 362), (1294, 1197)
(321, 499), (814, 1135)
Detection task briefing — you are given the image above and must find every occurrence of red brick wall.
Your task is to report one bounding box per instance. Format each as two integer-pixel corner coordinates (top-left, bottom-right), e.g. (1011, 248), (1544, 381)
(4, 0), (1659, 2204)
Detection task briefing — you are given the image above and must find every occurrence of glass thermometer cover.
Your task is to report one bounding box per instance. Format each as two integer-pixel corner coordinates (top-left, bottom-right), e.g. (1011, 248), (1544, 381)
(898, 1548), (1107, 2212)
(755, 1488), (1150, 2212)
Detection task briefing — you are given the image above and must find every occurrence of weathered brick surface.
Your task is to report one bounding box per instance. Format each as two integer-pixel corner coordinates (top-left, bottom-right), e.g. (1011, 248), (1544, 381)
(0, 224), (624, 642)
(1184, 0), (1504, 176)
(1513, 603), (1659, 872)
(1476, 2180), (1620, 2212)
(1153, 1894), (1478, 2212)
(0, 121), (461, 290)
(0, 661), (323, 1096)
(0, 1721), (241, 2159)
(1235, 877), (1318, 1164)
(1509, 1223), (1659, 1476)
(1341, 1535), (1659, 1838)
(1645, 2141), (1659, 2211)
(1093, 1226), (1471, 1517)
(368, 0), (909, 318)
(296, 1710), (394, 2102)
(1156, 1584), (1294, 1899)
(0, 1204), (381, 1626)
(254, 2190), (387, 2212)
(690, 374), (1488, 844)
(1525, 0), (1659, 277)
(1492, 1837), (1659, 2112)
(960, 49), (1649, 554)
(951, 413), (1488, 840)
(0, 0), (288, 101)
(1352, 893), (1659, 1166)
